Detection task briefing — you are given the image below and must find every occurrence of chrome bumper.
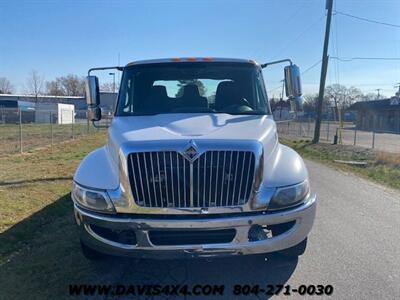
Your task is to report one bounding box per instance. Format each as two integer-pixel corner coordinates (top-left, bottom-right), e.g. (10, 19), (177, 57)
(74, 194), (316, 259)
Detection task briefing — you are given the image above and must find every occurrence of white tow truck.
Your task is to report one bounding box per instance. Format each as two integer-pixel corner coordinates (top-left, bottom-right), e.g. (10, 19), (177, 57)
(71, 57), (316, 260)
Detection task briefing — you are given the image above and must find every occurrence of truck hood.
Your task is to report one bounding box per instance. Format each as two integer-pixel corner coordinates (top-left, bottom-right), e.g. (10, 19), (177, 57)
(74, 113), (308, 192)
(109, 113), (276, 142)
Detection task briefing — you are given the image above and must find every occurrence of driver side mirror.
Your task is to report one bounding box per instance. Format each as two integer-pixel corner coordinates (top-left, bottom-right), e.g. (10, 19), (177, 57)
(85, 76), (102, 121)
(284, 64), (304, 111)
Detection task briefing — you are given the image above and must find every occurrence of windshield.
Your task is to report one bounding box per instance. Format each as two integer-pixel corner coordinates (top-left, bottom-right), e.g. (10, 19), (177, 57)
(116, 62), (270, 116)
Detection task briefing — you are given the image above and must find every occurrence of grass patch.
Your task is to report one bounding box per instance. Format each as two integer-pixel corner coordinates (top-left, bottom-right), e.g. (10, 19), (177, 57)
(0, 132), (109, 299)
(281, 137), (400, 190)
(0, 132), (107, 234)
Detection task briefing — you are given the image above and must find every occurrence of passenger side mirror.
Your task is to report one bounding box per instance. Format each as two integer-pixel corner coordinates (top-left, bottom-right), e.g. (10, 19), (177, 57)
(284, 64), (304, 111)
(85, 76), (101, 121)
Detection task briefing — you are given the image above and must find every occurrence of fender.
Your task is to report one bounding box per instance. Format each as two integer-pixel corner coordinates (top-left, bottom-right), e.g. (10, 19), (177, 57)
(262, 143), (308, 188)
(73, 146), (119, 190)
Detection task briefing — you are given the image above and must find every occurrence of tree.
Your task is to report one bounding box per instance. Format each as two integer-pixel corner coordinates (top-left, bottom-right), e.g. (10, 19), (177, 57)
(361, 92), (386, 101)
(325, 84), (362, 109)
(269, 98), (278, 111)
(45, 80), (64, 96)
(0, 77), (14, 94)
(324, 84), (362, 120)
(101, 82), (119, 92)
(25, 70), (44, 100)
(45, 74), (85, 96)
(303, 93), (330, 114)
(59, 75), (85, 96)
(175, 80), (207, 97)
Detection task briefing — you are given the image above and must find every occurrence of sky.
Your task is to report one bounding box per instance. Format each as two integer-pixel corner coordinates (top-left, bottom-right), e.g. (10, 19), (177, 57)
(0, 0), (399, 97)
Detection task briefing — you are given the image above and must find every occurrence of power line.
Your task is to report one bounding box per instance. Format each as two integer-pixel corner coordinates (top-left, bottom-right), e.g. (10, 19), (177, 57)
(267, 80), (285, 95)
(251, 3), (311, 58)
(269, 15), (325, 60)
(335, 10), (400, 29)
(331, 56), (400, 62)
(267, 84), (283, 94)
(266, 59), (322, 94)
(301, 59), (322, 75)
(343, 83), (397, 87)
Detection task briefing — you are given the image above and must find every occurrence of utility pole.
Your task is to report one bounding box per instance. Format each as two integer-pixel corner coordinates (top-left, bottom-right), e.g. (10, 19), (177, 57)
(375, 88), (381, 99)
(313, 0), (334, 143)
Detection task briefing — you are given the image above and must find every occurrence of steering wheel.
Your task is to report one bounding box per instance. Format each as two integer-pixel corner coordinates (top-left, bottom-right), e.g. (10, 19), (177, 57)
(222, 98), (253, 113)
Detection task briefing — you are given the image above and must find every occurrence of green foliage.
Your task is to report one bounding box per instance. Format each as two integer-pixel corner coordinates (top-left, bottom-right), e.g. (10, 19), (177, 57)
(0, 133), (108, 298)
(175, 79), (207, 97)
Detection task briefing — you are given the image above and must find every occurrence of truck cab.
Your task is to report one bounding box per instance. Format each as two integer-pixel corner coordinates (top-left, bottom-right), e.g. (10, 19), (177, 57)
(72, 57), (316, 260)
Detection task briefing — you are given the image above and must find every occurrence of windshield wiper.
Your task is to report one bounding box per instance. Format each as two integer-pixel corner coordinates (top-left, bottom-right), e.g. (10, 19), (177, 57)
(223, 111), (267, 116)
(125, 112), (162, 116)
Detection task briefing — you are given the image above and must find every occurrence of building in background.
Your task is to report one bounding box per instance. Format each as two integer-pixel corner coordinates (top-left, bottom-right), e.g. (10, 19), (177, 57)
(35, 103), (75, 124)
(0, 99), (35, 123)
(0, 92), (117, 111)
(350, 93), (400, 133)
(0, 92), (118, 123)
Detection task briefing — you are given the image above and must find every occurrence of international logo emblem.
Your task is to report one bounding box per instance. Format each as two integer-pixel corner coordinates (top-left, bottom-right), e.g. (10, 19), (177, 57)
(183, 140), (199, 162)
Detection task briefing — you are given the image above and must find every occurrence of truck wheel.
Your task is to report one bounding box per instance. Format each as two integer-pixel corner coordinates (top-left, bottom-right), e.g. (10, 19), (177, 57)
(80, 240), (107, 260)
(279, 238), (307, 257)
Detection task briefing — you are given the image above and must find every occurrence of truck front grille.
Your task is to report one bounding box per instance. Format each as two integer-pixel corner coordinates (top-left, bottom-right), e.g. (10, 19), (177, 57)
(127, 150), (256, 208)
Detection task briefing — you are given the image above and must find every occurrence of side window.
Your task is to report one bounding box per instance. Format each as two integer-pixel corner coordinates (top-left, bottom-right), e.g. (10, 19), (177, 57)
(122, 78), (133, 113)
(256, 71), (269, 112)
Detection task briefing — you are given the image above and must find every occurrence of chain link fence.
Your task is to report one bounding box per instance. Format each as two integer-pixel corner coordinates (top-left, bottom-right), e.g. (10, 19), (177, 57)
(0, 108), (111, 156)
(1, 108), (399, 155)
(277, 119), (400, 154)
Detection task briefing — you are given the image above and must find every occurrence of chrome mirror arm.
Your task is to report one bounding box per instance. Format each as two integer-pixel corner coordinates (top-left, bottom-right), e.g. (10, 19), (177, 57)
(88, 66), (123, 76)
(261, 59), (292, 69)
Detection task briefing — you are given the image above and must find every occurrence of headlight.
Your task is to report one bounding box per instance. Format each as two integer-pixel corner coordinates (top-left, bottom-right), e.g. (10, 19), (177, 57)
(72, 182), (115, 213)
(268, 180), (310, 210)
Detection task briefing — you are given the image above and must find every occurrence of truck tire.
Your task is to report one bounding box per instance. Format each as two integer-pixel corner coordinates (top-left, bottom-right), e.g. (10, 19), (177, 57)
(80, 240), (107, 260)
(279, 238), (307, 257)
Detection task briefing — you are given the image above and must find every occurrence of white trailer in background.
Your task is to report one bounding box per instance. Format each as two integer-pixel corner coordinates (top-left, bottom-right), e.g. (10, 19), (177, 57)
(35, 103), (75, 124)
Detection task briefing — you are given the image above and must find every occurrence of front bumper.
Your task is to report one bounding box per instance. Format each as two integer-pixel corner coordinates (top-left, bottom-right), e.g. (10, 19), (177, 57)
(74, 193), (316, 259)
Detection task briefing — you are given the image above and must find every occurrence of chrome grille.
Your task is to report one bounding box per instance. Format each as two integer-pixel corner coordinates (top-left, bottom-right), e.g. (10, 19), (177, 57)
(127, 150), (256, 208)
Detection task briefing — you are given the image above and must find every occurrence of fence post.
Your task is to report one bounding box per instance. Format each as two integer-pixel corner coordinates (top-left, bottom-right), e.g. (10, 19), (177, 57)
(50, 111), (53, 148)
(287, 121), (290, 135)
(87, 115), (90, 134)
(353, 127), (357, 146)
(71, 112), (74, 139)
(299, 121), (302, 136)
(19, 108), (23, 153)
(326, 120), (330, 141)
(307, 117), (311, 137)
(372, 131), (375, 149)
(333, 127), (338, 144)
(371, 117), (376, 149)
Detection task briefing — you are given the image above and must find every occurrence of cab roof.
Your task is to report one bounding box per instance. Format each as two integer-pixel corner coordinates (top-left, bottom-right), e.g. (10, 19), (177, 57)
(125, 57), (259, 67)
